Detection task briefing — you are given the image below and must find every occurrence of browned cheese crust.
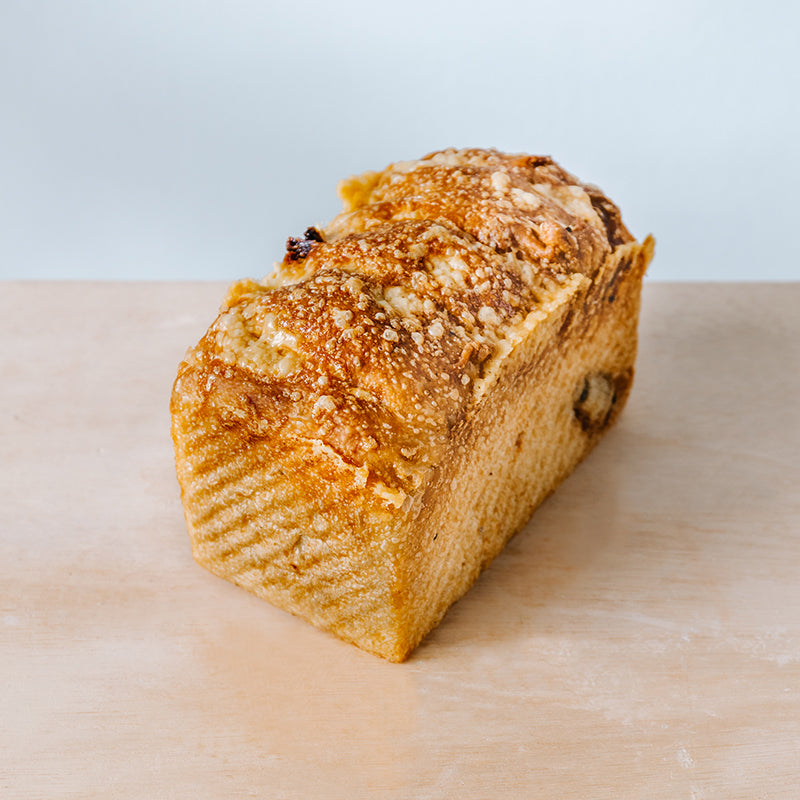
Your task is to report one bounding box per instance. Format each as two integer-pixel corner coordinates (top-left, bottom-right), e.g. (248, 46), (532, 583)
(171, 148), (654, 661)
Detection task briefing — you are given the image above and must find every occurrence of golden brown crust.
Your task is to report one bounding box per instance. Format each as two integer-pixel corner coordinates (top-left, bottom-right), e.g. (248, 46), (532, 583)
(179, 149), (630, 495)
(331, 148), (631, 272)
(170, 147), (653, 661)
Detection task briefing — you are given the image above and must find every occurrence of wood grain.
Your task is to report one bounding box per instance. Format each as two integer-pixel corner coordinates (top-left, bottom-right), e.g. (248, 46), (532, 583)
(1, 282), (799, 798)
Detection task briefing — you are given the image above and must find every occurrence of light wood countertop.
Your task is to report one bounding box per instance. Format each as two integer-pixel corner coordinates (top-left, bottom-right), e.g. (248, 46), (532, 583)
(2, 282), (798, 798)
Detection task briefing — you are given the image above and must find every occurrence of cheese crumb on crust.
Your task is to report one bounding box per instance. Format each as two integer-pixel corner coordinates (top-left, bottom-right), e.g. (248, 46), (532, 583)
(192, 148), (633, 495)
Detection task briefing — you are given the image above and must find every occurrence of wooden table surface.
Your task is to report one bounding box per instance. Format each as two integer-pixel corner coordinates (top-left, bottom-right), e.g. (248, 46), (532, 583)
(2, 282), (799, 799)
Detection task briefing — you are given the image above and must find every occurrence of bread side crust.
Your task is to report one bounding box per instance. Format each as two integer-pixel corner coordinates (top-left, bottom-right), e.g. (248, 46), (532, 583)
(171, 370), (409, 657)
(391, 238), (652, 660)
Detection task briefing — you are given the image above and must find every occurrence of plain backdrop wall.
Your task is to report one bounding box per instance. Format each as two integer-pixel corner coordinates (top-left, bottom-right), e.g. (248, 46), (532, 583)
(1, 0), (798, 280)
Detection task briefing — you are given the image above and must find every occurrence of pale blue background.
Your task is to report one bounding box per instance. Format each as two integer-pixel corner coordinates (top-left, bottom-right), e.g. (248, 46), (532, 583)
(1, 0), (798, 280)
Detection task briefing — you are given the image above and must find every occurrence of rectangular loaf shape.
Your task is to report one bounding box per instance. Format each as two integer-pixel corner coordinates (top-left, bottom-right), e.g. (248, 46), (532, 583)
(170, 148), (654, 661)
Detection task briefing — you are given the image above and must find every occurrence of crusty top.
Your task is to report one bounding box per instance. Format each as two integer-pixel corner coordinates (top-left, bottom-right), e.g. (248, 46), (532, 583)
(176, 148), (635, 503)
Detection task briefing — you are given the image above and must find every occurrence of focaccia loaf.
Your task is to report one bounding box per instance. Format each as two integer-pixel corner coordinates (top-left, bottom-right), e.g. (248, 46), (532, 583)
(170, 148), (654, 662)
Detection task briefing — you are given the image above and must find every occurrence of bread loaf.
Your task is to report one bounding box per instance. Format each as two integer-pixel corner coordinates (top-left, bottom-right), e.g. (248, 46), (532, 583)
(170, 148), (654, 661)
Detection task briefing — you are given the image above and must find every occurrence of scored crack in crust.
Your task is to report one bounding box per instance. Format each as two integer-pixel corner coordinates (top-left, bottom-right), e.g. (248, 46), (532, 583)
(171, 147), (654, 661)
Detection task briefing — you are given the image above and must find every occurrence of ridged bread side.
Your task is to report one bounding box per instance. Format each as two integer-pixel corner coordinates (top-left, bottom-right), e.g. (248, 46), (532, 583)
(171, 375), (407, 658)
